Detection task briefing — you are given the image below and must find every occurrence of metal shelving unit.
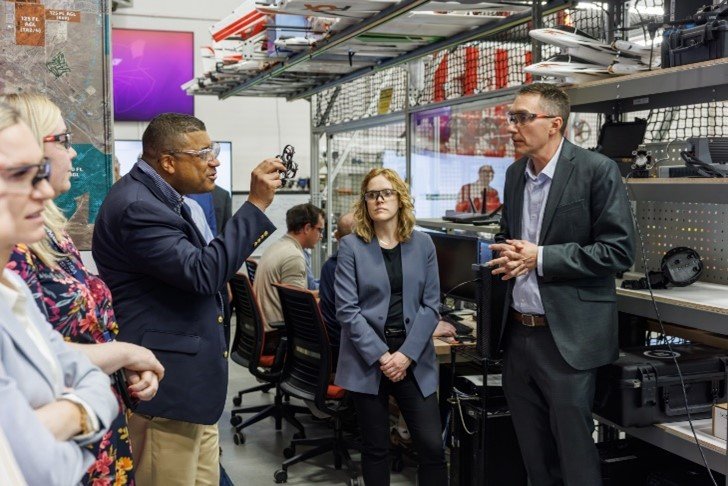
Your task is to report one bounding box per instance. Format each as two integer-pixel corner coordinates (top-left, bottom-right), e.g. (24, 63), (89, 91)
(189, 0), (575, 100)
(596, 415), (728, 476)
(567, 57), (728, 114)
(625, 178), (728, 204)
(616, 275), (728, 336)
(416, 218), (500, 236)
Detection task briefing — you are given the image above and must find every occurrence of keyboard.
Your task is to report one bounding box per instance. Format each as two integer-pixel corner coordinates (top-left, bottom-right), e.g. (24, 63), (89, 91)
(442, 213), (500, 224)
(441, 314), (474, 335)
(439, 303), (455, 315)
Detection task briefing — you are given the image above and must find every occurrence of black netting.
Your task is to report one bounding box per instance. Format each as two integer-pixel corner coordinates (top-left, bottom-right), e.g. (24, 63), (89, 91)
(643, 102), (728, 141)
(323, 123), (407, 219)
(312, 67), (408, 127)
(409, 7), (607, 107)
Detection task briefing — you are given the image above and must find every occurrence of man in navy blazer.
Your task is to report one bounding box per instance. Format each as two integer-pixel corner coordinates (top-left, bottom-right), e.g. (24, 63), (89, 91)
(92, 113), (284, 485)
(490, 84), (635, 485)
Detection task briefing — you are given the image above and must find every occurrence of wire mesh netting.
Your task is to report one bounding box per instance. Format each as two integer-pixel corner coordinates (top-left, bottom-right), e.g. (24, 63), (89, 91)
(312, 67), (408, 128)
(322, 122), (407, 224)
(640, 102), (728, 142)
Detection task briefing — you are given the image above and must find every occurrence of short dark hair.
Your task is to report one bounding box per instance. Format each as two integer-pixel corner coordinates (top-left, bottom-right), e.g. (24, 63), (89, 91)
(286, 203), (325, 233)
(142, 113), (206, 161)
(517, 83), (570, 134)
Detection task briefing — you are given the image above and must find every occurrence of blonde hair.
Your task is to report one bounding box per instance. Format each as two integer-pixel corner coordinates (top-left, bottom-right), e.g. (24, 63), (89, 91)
(353, 168), (415, 244)
(0, 102), (24, 133)
(0, 93), (67, 268)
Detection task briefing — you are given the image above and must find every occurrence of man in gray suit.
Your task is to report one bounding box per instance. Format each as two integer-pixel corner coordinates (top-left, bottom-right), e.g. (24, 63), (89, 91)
(489, 83), (635, 486)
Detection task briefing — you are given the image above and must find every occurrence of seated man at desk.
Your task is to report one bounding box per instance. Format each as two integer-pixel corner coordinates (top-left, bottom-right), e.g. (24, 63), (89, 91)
(254, 203), (325, 339)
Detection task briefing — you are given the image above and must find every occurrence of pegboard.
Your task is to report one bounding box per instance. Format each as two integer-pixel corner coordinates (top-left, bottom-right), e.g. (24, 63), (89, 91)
(633, 201), (728, 284)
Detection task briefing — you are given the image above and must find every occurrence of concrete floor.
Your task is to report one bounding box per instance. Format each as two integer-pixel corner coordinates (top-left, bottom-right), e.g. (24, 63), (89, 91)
(217, 343), (420, 485)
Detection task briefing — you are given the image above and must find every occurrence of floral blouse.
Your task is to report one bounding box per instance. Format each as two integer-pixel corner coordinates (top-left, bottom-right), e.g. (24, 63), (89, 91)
(7, 231), (135, 486)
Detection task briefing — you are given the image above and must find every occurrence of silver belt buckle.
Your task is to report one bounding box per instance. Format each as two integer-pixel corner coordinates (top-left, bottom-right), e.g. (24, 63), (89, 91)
(522, 314), (538, 327)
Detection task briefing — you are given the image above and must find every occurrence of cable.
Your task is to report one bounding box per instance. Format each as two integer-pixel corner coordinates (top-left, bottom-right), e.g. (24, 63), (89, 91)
(681, 151), (728, 178)
(441, 278), (479, 308)
(624, 172), (719, 486)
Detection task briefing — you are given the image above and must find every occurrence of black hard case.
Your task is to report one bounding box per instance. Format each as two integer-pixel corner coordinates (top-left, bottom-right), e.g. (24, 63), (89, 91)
(661, 20), (728, 68)
(594, 344), (728, 427)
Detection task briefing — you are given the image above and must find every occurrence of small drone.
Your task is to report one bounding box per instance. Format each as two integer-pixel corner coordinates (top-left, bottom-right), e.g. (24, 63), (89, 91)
(278, 145), (298, 181)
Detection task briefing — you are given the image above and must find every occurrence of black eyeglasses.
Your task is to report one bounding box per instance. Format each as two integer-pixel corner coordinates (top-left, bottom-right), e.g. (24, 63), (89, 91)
(166, 141), (221, 162)
(363, 189), (397, 202)
(0, 158), (52, 193)
(43, 131), (73, 150)
(506, 111), (560, 126)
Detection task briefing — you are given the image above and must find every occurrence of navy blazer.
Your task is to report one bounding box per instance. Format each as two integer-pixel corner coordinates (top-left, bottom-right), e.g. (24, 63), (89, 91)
(92, 165), (275, 424)
(334, 230), (440, 397)
(498, 139), (635, 370)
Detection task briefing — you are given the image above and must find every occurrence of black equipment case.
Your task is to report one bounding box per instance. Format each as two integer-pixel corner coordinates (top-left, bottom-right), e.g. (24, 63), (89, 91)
(662, 20), (728, 68)
(662, 1), (728, 68)
(594, 344), (728, 427)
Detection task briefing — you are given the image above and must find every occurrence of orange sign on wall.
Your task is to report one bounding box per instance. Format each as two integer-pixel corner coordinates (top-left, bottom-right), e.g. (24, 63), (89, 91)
(46, 9), (81, 22)
(15, 2), (45, 46)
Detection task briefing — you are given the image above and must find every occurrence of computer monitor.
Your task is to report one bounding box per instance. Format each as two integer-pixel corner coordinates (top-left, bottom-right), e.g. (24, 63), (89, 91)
(597, 118), (647, 160)
(113, 139), (233, 194)
(429, 232), (484, 303)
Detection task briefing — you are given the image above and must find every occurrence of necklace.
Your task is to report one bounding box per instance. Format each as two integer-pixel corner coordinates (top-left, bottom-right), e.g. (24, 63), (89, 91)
(378, 237), (398, 248)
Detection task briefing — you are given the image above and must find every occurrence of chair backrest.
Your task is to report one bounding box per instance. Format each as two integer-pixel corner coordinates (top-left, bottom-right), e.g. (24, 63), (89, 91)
(245, 258), (258, 284)
(229, 273), (271, 380)
(273, 283), (332, 411)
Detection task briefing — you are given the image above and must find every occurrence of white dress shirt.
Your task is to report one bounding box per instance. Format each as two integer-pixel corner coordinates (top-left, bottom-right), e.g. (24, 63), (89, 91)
(512, 138), (564, 315)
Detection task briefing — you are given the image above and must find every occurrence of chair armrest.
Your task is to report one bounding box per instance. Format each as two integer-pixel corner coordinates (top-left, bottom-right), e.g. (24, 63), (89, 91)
(271, 336), (288, 373)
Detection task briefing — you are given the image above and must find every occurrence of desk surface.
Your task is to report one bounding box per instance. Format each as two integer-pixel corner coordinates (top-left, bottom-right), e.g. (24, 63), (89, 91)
(434, 314), (476, 357)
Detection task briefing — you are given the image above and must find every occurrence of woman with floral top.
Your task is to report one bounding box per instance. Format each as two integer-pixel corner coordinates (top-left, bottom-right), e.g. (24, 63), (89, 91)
(2, 92), (165, 486)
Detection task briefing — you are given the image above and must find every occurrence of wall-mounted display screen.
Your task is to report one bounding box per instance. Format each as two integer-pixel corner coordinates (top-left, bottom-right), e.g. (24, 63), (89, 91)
(411, 101), (515, 219)
(112, 29), (194, 121)
(114, 140), (232, 194)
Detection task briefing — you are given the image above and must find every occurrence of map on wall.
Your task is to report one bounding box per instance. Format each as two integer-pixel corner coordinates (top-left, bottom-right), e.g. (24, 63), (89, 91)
(0, 0), (113, 249)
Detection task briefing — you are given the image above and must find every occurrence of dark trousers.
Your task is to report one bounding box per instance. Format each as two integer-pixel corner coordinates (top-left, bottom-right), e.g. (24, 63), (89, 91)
(503, 322), (601, 486)
(350, 338), (447, 486)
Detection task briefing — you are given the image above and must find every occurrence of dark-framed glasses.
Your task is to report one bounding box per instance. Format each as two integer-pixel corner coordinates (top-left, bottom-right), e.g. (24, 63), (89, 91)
(506, 111), (559, 126)
(363, 189), (397, 202)
(0, 158), (52, 193)
(43, 131), (73, 150)
(167, 141), (221, 162)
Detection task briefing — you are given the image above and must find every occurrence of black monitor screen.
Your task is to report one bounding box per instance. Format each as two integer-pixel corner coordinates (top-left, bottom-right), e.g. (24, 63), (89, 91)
(597, 119), (647, 159)
(429, 232), (481, 303)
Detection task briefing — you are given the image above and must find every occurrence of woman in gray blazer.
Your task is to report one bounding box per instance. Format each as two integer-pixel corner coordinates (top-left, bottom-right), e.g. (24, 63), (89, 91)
(0, 103), (118, 485)
(335, 168), (447, 485)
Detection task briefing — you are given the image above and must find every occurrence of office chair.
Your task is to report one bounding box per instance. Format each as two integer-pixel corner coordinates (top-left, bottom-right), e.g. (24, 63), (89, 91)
(272, 283), (360, 485)
(228, 273), (307, 445)
(245, 258), (258, 284)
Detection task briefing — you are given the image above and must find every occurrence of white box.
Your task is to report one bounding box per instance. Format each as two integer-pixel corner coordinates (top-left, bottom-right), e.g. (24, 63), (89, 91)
(712, 403), (727, 440)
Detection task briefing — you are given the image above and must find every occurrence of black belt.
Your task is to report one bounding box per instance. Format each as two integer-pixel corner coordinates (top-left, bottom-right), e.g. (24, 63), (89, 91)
(384, 327), (406, 338)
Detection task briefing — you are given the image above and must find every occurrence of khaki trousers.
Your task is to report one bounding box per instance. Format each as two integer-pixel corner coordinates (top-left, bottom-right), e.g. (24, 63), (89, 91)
(128, 412), (220, 486)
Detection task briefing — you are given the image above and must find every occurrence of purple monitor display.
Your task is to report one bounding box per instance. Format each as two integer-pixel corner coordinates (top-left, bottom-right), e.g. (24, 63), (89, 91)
(112, 29), (194, 121)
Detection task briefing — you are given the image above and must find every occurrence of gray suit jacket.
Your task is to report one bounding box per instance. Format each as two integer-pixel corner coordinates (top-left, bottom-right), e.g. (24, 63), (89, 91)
(334, 230), (440, 397)
(498, 139), (635, 370)
(0, 271), (117, 486)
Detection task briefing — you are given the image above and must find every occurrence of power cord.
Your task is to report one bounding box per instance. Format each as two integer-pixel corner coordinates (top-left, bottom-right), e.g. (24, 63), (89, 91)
(680, 151), (728, 178)
(624, 171), (719, 486)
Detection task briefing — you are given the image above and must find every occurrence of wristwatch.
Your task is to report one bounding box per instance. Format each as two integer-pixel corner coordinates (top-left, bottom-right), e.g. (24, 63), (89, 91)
(74, 401), (92, 436)
(60, 394), (94, 438)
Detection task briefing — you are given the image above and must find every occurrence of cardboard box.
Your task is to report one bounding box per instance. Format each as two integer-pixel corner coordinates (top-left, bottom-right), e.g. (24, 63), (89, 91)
(712, 403), (727, 440)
